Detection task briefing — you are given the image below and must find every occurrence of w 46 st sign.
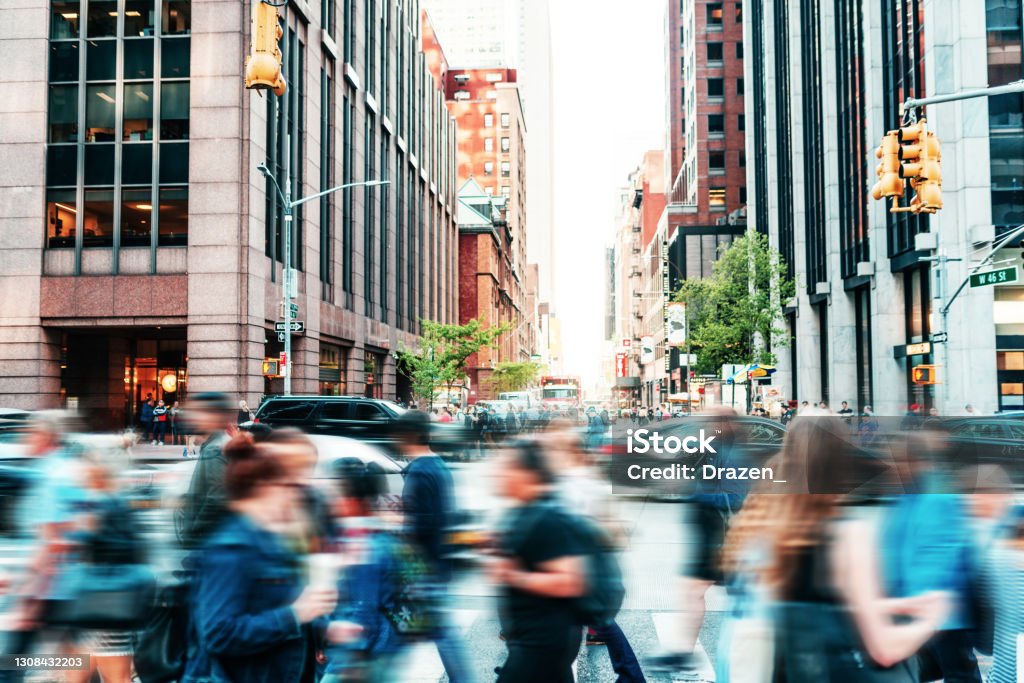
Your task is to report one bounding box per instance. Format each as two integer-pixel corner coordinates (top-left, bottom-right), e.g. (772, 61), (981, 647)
(969, 266), (1018, 288)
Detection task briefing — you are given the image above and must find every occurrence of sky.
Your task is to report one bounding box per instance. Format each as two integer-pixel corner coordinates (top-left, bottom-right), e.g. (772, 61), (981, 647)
(548, 0), (666, 385)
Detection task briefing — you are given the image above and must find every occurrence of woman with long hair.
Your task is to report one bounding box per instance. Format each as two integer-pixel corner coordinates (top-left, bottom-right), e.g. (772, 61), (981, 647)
(721, 414), (950, 682)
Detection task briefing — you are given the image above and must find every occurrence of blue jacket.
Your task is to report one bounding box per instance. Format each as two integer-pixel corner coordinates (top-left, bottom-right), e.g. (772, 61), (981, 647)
(192, 513), (316, 683)
(326, 525), (404, 673)
(880, 491), (974, 631)
(140, 402), (154, 422)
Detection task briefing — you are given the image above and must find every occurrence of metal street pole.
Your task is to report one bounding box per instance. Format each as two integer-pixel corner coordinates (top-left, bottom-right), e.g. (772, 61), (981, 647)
(902, 80), (1024, 116)
(258, 163), (389, 396)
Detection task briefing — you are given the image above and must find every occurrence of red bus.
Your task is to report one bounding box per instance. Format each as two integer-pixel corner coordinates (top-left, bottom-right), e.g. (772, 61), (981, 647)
(539, 376), (581, 413)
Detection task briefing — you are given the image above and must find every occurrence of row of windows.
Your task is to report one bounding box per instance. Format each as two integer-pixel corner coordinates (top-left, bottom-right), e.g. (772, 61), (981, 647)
(483, 137), (512, 153)
(703, 3), (742, 27)
(45, 1), (190, 255)
(704, 41), (744, 62)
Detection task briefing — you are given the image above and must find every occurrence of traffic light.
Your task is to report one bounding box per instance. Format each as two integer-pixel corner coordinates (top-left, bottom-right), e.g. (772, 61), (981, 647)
(871, 131), (904, 201)
(913, 129), (943, 213)
(245, 1), (287, 97)
(898, 119), (943, 214)
(911, 364), (937, 385)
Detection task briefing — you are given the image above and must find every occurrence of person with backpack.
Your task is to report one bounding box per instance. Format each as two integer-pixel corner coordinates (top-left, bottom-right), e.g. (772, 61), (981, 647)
(396, 411), (473, 683)
(322, 459), (407, 682)
(549, 427), (644, 682)
(488, 440), (590, 683)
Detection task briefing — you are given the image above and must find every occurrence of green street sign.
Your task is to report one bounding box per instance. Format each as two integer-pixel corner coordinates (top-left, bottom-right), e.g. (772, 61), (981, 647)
(969, 266), (1018, 288)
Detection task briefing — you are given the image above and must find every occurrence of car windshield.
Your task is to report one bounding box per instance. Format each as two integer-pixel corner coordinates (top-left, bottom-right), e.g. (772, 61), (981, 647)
(379, 400), (407, 416)
(542, 388), (577, 399)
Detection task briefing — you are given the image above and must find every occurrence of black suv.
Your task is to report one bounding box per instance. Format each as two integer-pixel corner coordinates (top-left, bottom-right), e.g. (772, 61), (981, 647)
(252, 396), (469, 457)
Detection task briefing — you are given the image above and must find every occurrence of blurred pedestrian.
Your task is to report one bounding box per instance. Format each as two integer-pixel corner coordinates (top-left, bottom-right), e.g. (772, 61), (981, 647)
(881, 429), (982, 682)
(261, 428), (336, 554)
(191, 433), (337, 682)
(323, 460), (406, 683)
(1, 411), (86, 682)
(550, 429), (644, 682)
(176, 392), (236, 548)
(837, 400), (854, 425)
(722, 415), (950, 681)
(647, 407), (751, 675)
(396, 411), (473, 682)
(490, 441), (586, 683)
(67, 442), (146, 683)
(988, 510), (1023, 683)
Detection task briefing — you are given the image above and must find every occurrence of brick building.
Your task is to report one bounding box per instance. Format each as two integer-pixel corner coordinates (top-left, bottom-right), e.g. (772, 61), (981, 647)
(0, 0), (459, 426)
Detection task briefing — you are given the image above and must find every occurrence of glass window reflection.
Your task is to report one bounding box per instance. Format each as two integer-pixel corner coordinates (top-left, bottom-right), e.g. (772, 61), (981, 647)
(162, 1), (191, 35)
(159, 142), (189, 183)
(160, 82), (189, 139)
(124, 0), (155, 36)
(124, 38), (154, 79)
(83, 189), (115, 247)
(46, 146), (78, 187)
(49, 42), (79, 82)
(46, 189), (78, 248)
(50, 2), (80, 39)
(123, 83), (153, 140)
(122, 143), (153, 185)
(84, 144), (115, 185)
(161, 37), (189, 78)
(48, 85), (79, 143)
(86, 84), (116, 142)
(86, 40), (116, 81)
(158, 187), (188, 246)
(121, 188), (153, 247)
(86, 0), (118, 38)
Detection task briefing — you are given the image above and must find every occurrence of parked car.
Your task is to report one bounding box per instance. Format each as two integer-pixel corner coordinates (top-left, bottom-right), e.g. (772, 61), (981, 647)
(252, 395), (471, 459)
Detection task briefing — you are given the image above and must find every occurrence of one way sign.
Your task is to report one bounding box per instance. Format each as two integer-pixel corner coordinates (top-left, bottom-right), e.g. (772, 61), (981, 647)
(275, 321), (305, 333)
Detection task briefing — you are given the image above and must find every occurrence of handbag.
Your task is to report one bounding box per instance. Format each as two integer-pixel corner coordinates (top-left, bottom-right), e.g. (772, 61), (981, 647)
(133, 582), (190, 683)
(46, 562), (157, 630)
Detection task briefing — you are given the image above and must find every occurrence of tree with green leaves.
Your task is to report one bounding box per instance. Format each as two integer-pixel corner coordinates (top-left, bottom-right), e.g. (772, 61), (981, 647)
(396, 318), (509, 410)
(486, 361), (540, 394)
(673, 231), (795, 376)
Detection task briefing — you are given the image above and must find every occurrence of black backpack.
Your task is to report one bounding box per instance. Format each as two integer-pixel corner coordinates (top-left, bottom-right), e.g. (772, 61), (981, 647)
(526, 501), (625, 628)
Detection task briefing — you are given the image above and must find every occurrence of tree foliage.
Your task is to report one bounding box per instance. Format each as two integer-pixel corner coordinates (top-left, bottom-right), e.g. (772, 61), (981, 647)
(673, 232), (795, 376)
(396, 318), (509, 409)
(486, 361), (540, 394)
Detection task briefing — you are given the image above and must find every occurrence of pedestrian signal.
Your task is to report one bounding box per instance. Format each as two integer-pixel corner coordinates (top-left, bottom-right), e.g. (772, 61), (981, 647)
(911, 364), (937, 385)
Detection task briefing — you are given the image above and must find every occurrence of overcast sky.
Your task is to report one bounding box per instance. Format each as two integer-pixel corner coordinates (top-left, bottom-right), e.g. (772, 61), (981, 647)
(548, 0), (666, 384)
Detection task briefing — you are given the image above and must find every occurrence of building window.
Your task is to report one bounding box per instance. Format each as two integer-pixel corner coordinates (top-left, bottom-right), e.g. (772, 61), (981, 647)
(318, 344), (346, 395)
(707, 42), (723, 62)
(708, 150), (725, 173)
(379, 132), (389, 321)
(322, 0), (335, 38)
(265, 28), (305, 269)
(709, 187), (726, 208)
(739, 187), (747, 203)
(501, 137), (510, 152)
(342, 86), (354, 305)
(500, 112), (510, 127)
(737, 78), (744, 95)
(854, 287), (873, 410)
(801, 0), (827, 292)
(737, 42), (744, 58)
(707, 3), (723, 27)
(484, 113), (494, 127)
(739, 151), (746, 167)
(484, 161), (494, 175)
(365, 0), (376, 94)
(364, 113), (376, 316)
(736, 2), (742, 22)
(484, 137), (493, 152)
(343, 0), (353, 63)
(320, 66), (334, 300)
(708, 78), (724, 98)
(500, 161), (511, 177)
(708, 114), (725, 135)
(501, 186), (510, 197)
(836, 0), (869, 278)
(45, 0), (191, 257)
(775, 0), (795, 277)
(738, 114), (745, 130)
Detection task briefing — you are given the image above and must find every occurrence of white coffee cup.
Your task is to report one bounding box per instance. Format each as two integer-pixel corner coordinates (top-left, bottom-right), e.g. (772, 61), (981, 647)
(308, 553), (340, 589)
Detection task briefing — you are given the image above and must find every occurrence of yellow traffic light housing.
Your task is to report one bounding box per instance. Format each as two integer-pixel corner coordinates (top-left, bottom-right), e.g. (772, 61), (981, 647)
(873, 118), (943, 215)
(871, 131), (904, 200)
(245, 1), (287, 97)
(911, 364), (937, 385)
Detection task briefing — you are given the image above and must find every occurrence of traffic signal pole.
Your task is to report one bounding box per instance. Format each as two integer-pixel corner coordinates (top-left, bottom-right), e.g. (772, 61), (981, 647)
(901, 79), (1024, 117)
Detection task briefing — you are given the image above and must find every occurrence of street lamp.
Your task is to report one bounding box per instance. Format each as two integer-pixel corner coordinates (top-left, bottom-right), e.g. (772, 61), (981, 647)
(258, 161), (389, 395)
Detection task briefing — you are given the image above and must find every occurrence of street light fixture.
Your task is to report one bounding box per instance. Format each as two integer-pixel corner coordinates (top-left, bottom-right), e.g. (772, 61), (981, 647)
(258, 161), (389, 395)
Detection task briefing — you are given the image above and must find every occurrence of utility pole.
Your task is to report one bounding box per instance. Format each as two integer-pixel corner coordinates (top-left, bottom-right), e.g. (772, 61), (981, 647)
(259, 167), (389, 395)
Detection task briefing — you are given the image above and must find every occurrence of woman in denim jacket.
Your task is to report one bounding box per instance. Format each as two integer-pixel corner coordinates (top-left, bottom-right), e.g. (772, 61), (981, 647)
(191, 433), (337, 683)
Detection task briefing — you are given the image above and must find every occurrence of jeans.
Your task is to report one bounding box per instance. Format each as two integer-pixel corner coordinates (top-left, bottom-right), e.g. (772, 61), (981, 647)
(919, 629), (982, 683)
(592, 622), (646, 683)
(153, 421), (167, 442)
(432, 614), (474, 683)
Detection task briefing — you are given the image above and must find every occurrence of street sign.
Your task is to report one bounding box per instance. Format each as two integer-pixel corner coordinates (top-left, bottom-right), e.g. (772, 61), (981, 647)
(969, 266), (1018, 288)
(275, 320), (305, 332)
(277, 332), (286, 342)
(930, 332), (948, 344)
(280, 302), (299, 318)
(905, 342), (932, 356)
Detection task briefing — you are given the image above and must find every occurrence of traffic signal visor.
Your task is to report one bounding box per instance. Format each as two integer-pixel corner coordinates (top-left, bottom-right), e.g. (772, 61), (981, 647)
(245, 2), (287, 96)
(898, 120), (926, 179)
(871, 132), (904, 200)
